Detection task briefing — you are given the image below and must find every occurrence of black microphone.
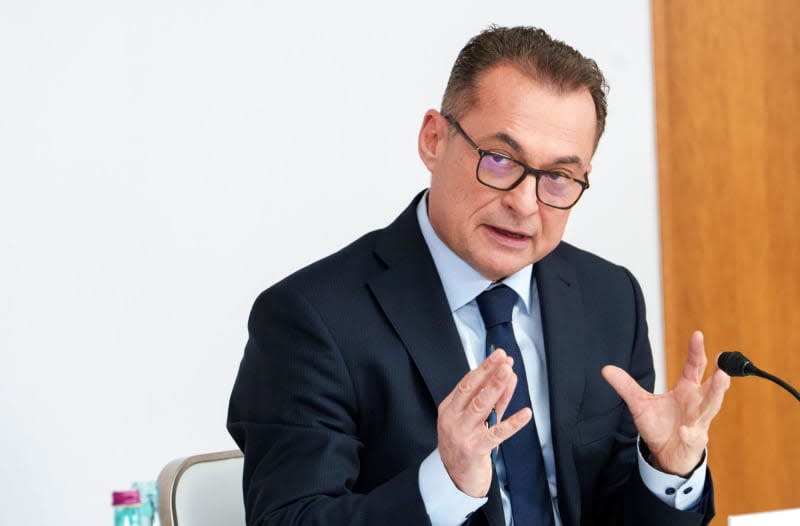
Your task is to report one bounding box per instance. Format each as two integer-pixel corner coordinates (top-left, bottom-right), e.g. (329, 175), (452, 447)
(717, 351), (758, 377)
(718, 351), (800, 402)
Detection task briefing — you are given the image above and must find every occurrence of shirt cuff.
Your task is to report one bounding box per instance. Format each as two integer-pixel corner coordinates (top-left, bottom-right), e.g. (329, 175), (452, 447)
(419, 448), (487, 526)
(637, 437), (707, 510)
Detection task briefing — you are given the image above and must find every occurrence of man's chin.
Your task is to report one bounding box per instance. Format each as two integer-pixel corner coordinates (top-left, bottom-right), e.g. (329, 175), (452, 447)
(474, 258), (533, 281)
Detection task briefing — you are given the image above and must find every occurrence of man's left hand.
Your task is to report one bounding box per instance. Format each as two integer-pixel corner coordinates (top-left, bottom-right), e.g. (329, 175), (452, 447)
(601, 330), (731, 476)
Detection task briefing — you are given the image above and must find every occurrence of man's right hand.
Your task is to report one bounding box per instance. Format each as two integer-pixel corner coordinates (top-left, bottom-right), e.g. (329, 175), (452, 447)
(436, 348), (533, 497)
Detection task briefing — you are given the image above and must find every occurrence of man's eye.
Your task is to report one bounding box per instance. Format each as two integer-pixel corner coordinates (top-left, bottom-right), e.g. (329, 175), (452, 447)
(486, 154), (514, 168)
(543, 172), (566, 182)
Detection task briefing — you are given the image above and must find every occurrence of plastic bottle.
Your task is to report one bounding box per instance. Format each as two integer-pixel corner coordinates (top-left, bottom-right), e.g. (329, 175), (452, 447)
(112, 490), (142, 526)
(132, 481), (160, 526)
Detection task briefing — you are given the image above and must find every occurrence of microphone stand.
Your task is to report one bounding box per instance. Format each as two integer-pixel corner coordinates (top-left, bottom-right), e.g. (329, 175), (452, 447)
(751, 368), (800, 402)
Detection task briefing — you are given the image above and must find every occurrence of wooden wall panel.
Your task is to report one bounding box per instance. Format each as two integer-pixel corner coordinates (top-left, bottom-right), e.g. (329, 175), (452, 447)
(652, 0), (800, 523)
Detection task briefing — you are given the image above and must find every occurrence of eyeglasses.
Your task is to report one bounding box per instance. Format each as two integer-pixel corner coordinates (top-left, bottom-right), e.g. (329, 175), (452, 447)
(444, 114), (590, 210)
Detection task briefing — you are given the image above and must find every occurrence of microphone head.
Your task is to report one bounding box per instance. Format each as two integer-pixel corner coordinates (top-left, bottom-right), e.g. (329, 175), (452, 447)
(718, 351), (756, 377)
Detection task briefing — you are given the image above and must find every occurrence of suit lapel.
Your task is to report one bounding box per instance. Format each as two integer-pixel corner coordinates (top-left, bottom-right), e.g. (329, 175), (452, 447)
(535, 248), (587, 526)
(367, 194), (470, 408)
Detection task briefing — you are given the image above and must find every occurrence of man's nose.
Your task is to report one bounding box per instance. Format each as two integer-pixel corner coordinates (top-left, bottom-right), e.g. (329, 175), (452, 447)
(500, 175), (539, 216)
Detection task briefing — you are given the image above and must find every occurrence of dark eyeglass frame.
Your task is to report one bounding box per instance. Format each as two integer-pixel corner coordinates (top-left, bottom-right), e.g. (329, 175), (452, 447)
(444, 114), (590, 210)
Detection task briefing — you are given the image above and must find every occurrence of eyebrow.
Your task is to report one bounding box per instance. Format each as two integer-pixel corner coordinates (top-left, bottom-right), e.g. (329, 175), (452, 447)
(489, 132), (584, 167)
(551, 155), (582, 165)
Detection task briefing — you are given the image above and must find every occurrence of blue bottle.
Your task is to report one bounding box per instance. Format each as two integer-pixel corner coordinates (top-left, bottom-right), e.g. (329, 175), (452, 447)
(132, 481), (160, 526)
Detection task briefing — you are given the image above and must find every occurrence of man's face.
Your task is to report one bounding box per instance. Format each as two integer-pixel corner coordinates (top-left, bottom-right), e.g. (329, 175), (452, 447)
(420, 64), (597, 280)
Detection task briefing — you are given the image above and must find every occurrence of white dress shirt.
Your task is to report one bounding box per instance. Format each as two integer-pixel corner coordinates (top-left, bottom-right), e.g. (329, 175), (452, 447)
(414, 193), (706, 526)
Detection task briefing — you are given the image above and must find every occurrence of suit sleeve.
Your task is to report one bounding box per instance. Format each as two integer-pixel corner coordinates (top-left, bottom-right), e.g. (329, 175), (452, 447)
(227, 283), (432, 526)
(590, 268), (715, 526)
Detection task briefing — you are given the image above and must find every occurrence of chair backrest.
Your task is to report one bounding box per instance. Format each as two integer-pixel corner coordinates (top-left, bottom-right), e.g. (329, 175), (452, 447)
(728, 508), (800, 525)
(157, 450), (245, 526)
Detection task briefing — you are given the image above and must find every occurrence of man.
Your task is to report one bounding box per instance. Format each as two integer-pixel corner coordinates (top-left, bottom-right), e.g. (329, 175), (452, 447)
(228, 26), (730, 525)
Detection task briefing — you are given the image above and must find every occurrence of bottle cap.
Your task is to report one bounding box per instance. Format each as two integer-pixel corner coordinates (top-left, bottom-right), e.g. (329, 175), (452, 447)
(112, 490), (141, 506)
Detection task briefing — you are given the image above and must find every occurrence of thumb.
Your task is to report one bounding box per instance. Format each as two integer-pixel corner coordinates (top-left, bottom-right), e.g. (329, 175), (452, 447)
(601, 365), (646, 413)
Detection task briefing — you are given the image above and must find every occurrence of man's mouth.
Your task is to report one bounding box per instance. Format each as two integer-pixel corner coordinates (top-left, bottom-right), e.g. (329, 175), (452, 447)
(487, 225), (531, 240)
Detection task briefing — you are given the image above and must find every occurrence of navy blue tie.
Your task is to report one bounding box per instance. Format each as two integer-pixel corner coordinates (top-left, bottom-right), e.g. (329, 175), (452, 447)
(477, 285), (554, 526)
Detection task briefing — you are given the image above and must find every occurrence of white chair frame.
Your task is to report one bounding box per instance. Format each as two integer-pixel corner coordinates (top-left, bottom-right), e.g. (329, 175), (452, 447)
(157, 450), (245, 526)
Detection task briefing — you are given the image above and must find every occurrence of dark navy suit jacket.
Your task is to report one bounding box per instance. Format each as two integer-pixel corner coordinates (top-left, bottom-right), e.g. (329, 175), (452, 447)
(227, 192), (714, 525)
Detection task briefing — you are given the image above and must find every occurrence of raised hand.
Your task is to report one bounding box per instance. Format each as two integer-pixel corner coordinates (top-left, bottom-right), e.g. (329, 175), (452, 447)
(601, 331), (731, 476)
(437, 348), (533, 497)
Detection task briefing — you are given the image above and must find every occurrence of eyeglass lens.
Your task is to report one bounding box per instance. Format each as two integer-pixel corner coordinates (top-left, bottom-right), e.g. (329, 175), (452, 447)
(478, 154), (583, 208)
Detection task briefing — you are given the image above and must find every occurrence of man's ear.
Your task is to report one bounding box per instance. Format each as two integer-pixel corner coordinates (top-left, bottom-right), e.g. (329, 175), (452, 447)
(418, 109), (447, 172)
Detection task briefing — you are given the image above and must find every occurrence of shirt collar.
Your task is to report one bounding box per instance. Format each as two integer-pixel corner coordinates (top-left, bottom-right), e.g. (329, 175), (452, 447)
(416, 191), (533, 313)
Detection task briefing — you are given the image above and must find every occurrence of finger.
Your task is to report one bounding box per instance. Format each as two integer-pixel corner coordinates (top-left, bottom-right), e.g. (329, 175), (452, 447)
(464, 361), (516, 428)
(447, 349), (508, 411)
(681, 330), (708, 384)
(493, 358), (517, 421)
(480, 407), (533, 452)
(697, 368), (731, 428)
(601, 365), (650, 417)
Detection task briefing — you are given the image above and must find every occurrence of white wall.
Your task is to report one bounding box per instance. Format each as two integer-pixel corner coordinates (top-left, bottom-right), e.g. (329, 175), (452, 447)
(0, 2), (662, 524)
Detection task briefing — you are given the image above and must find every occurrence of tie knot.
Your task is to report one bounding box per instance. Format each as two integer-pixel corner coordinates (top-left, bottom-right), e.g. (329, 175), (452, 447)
(476, 284), (517, 328)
